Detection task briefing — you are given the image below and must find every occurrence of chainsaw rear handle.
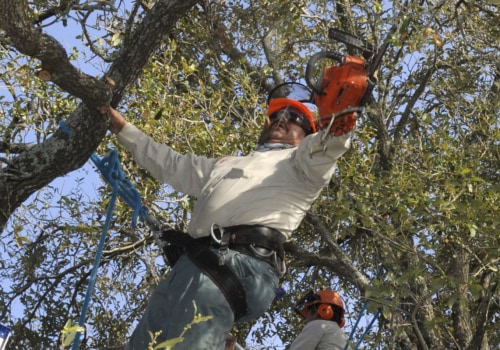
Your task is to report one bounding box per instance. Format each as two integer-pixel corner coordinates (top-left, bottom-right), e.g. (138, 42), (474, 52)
(305, 51), (344, 95)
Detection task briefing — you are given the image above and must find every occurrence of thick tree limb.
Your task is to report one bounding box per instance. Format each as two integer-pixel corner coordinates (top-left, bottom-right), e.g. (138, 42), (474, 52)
(0, 0), (199, 230)
(0, 0), (111, 108)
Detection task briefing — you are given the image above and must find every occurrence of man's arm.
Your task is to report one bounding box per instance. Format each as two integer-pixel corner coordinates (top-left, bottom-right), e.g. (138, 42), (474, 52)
(108, 108), (216, 196)
(294, 132), (352, 186)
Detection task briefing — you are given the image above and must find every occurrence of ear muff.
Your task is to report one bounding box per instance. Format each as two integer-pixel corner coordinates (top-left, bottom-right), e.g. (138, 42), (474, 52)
(317, 304), (346, 328)
(317, 303), (334, 320)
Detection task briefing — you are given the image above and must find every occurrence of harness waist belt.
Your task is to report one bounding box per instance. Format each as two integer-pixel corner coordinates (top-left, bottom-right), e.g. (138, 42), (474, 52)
(223, 225), (286, 259)
(159, 225), (286, 320)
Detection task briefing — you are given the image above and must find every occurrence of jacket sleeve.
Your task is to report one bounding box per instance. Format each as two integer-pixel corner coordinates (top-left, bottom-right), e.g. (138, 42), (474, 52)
(293, 131), (352, 186)
(116, 123), (216, 197)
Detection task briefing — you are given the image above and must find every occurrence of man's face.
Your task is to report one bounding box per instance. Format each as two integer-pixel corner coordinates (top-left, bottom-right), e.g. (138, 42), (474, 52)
(305, 305), (320, 323)
(258, 109), (308, 145)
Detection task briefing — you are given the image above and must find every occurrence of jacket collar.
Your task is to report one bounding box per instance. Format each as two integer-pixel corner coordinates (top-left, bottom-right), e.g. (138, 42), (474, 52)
(255, 143), (294, 152)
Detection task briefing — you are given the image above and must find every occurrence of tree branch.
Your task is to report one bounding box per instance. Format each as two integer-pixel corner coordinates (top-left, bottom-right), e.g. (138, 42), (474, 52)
(286, 211), (371, 292)
(0, 0), (199, 231)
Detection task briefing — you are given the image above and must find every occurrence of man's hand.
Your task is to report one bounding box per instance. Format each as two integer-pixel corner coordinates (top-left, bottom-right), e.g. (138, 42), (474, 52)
(108, 107), (127, 134)
(321, 112), (357, 136)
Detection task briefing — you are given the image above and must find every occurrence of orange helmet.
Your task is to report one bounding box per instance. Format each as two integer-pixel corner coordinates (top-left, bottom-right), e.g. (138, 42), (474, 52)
(296, 289), (346, 327)
(267, 82), (318, 134)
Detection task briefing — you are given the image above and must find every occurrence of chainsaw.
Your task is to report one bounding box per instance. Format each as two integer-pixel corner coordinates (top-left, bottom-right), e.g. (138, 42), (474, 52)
(305, 27), (394, 136)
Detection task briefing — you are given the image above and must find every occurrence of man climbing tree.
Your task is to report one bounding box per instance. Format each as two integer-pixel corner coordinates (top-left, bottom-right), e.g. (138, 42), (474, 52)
(1, 1), (498, 349)
(107, 82), (356, 349)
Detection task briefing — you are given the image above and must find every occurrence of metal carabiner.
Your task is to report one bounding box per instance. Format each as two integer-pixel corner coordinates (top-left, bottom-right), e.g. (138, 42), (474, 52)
(210, 223), (229, 265)
(274, 252), (287, 277)
(210, 223), (223, 244)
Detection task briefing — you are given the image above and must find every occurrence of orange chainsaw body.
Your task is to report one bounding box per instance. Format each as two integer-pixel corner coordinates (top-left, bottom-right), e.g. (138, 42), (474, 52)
(314, 55), (368, 131)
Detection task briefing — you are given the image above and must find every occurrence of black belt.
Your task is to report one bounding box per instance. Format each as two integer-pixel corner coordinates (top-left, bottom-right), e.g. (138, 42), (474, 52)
(211, 225), (285, 270)
(223, 225), (286, 260)
(159, 225), (286, 321)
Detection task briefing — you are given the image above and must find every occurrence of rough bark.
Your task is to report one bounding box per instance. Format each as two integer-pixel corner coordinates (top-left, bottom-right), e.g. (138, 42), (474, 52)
(0, 0), (199, 230)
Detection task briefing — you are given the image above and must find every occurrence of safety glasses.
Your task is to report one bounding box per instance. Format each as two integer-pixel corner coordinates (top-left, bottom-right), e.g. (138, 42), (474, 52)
(267, 82), (318, 134)
(268, 108), (313, 135)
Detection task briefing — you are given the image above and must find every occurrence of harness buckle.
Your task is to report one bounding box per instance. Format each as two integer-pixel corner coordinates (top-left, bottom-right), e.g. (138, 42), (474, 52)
(210, 223), (230, 265)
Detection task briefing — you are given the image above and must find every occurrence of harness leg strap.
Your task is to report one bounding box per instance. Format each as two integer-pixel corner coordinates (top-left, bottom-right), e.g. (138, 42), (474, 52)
(159, 228), (254, 320)
(186, 248), (248, 321)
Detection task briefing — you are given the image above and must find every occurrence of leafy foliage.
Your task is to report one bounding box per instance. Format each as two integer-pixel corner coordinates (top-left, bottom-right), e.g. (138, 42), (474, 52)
(0, 0), (498, 349)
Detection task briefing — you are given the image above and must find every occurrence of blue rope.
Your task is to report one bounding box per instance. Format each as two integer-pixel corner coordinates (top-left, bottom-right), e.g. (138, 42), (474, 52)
(71, 177), (119, 350)
(59, 121), (154, 349)
(89, 151), (146, 228)
(344, 265), (385, 350)
(345, 299), (369, 349)
(354, 310), (381, 349)
(59, 121), (148, 227)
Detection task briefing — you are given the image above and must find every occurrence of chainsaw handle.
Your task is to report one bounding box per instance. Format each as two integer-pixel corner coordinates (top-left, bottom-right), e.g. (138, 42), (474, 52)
(305, 51), (344, 95)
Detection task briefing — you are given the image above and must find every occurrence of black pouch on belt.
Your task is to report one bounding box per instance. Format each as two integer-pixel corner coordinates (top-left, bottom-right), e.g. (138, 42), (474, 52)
(159, 229), (187, 266)
(226, 225), (286, 259)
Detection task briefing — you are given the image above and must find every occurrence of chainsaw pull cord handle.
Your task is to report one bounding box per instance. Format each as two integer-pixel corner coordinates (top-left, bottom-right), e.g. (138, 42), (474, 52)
(305, 51), (344, 95)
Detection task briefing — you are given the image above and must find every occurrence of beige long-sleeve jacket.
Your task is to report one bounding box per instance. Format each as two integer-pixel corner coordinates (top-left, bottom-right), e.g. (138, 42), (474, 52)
(117, 123), (351, 240)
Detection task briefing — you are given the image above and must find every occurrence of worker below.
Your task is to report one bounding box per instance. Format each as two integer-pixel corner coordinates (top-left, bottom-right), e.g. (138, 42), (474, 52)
(290, 289), (350, 350)
(108, 82), (356, 349)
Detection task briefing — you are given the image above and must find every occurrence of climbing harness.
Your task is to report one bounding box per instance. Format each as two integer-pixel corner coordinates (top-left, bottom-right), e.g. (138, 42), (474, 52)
(159, 223), (287, 321)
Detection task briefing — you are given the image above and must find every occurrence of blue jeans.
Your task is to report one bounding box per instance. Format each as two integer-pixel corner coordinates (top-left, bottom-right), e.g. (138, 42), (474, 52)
(124, 248), (279, 349)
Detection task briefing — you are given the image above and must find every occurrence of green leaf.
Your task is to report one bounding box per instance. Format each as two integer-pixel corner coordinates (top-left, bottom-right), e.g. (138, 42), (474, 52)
(61, 320), (85, 348)
(154, 336), (184, 349)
